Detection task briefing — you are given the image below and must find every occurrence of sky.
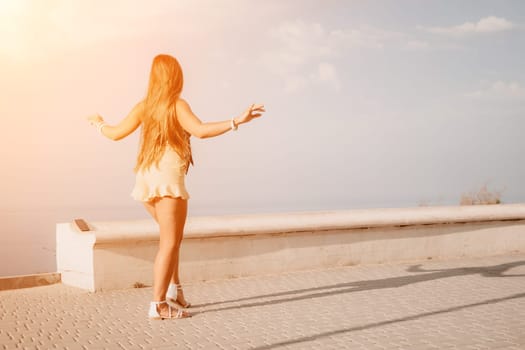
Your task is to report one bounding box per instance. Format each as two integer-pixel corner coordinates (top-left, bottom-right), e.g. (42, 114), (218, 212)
(0, 0), (524, 275)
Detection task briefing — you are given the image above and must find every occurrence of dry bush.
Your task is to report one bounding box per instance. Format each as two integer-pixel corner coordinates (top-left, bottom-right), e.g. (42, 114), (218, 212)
(460, 185), (503, 205)
(133, 282), (146, 288)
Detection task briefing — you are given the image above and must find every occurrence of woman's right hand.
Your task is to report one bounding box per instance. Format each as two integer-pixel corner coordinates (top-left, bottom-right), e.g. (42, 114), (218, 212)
(235, 104), (265, 125)
(86, 113), (104, 126)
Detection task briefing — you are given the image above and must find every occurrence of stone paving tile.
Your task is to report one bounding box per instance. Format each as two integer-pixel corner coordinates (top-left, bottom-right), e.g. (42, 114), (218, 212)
(1, 253), (524, 349)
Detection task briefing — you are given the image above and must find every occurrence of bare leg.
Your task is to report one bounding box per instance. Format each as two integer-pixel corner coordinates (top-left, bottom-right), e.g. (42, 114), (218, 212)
(149, 197), (189, 317)
(144, 198), (189, 307)
(170, 204), (189, 306)
(143, 200), (158, 223)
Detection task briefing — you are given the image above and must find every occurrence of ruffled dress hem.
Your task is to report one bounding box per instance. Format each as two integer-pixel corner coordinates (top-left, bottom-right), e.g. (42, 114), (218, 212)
(131, 183), (190, 202)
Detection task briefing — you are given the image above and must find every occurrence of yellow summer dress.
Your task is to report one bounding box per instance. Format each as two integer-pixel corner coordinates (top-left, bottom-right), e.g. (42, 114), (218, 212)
(131, 145), (190, 202)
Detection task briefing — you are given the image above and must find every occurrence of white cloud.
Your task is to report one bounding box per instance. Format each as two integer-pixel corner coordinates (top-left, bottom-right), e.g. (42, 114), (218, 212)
(261, 18), (467, 93)
(262, 20), (335, 74)
(316, 62), (341, 91)
(261, 20), (338, 93)
(283, 62), (341, 94)
(262, 18), (470, 93)
(261, 20), (406, 93)
(262, 18), (471, 92)
(425, 16), (515, 36)
(465, 80), (525, 100)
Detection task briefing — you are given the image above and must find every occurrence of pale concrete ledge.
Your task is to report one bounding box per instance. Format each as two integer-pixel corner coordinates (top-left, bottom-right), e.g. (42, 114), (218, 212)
(56, 204), (525, 291)
(0, 273), (61, 291)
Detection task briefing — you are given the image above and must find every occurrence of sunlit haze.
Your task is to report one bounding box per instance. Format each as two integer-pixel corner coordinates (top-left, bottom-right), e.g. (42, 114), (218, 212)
(1, 0), (524, 275)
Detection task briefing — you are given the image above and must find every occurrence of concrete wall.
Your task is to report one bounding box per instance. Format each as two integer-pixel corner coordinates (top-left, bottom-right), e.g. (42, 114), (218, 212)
(56, 204), (525, 291)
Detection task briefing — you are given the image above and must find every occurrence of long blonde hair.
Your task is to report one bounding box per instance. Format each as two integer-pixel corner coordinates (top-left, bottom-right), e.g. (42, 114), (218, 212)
(134, 54), (193, 173)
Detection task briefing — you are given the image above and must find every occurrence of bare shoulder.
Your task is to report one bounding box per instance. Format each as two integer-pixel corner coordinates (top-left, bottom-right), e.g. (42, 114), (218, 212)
(175, 98), (201, 127)
(176, 98), (191, 111)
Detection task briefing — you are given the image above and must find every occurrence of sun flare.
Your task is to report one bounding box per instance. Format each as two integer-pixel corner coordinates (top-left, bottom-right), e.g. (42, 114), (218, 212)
(0, 0), (32, 58)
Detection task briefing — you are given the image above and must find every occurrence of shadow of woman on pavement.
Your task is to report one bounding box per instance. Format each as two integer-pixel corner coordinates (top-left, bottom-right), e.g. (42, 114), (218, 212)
(193, 259), (525, 314)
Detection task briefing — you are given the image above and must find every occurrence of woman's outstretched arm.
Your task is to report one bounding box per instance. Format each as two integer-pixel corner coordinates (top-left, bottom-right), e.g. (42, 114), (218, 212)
(87, 101), (143, 141)
(176, 99), (265, 139)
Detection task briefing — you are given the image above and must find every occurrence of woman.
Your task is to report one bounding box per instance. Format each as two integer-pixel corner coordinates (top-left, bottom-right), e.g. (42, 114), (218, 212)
(87, 54), (265, 319)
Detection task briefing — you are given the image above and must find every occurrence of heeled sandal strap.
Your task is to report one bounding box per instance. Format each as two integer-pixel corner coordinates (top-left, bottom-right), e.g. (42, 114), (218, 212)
(151, 300), (190, 319)
(174, 309), (185, 319)
(151, 300), (171, 318)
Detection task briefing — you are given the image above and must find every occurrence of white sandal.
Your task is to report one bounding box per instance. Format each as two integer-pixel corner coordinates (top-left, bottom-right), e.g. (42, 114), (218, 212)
(166, 283), (192, 308)
(148, 300), (191, 320)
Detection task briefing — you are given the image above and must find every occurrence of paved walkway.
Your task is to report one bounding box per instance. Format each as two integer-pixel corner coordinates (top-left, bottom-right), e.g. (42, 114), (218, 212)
(1, 253), (525, 350)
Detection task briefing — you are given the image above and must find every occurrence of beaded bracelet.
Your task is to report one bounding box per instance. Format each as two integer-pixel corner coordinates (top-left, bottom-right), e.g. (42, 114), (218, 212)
(230, 118), (238, 131)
